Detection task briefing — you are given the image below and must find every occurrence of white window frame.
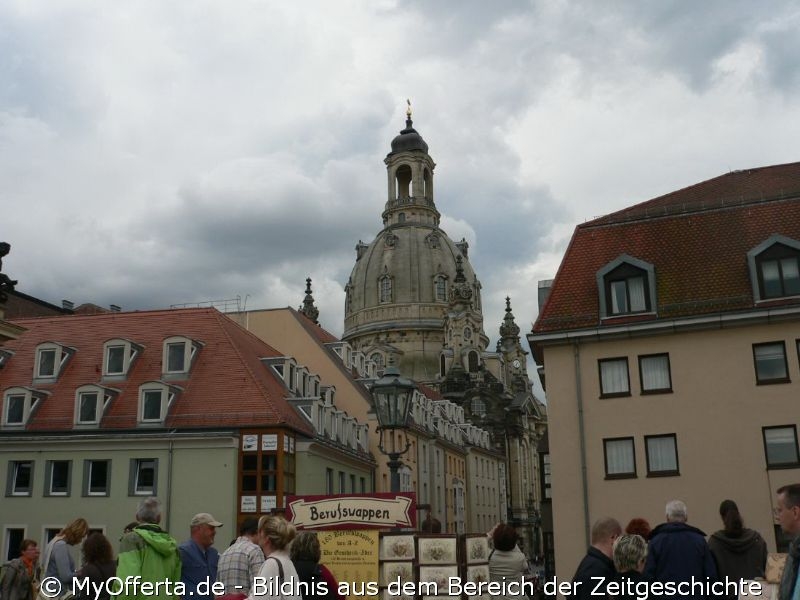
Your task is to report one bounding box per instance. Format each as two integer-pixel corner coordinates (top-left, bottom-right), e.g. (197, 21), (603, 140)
(103, 338), (141, 378)
(33, 343), (74, 382)
(45, 460), (72, 497)
(3, 387), (46, 428)
(84, 459), (111, 497)
(130, 458), (158, 496)
(74, 385), (116, 426)
(596, 254), (656, 319)
(748, 235), (800, 302)
(6, 460), (34, 496)
(138, 382), (178, 424)
(162, 336), (202, 376)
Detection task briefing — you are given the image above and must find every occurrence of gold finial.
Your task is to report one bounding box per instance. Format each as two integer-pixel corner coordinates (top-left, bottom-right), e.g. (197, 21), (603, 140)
(406, 98), (412, 118)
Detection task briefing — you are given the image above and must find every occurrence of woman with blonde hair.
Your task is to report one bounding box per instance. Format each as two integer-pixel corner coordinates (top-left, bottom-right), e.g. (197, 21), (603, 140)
(612, 534), (648, 600)
(250, 516), (301, 600)
(44, 518), (89, 595)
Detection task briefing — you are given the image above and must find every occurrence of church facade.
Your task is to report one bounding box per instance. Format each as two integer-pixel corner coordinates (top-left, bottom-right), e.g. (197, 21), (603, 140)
(342, 110), (547, 554)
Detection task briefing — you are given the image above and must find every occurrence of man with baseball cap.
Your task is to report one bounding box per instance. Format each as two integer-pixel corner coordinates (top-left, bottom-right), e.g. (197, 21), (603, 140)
(179, 513), (223, 600)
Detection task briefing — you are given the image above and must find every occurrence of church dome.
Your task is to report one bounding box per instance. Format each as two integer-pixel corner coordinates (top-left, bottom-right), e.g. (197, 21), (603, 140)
(342, 113), (485, 382)
(390, 118), (429, 155)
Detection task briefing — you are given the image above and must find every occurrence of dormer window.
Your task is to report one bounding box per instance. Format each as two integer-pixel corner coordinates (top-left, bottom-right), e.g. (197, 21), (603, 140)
(379, 275), (393, 303)
(75, 385), (117, 426)
(3, 387), (47, 427)
(748, 235), (800, 301)
(138, 382), (180, 424)
(103, 338), (142, 378)
(34, 342), (74, 382)
(162, 336), (202, 376)
(434, 275), (448, 302)
(597, 255), (656, 318)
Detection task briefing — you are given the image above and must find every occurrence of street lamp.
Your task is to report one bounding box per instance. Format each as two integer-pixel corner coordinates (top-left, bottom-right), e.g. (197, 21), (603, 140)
(371, 363), (416, 492)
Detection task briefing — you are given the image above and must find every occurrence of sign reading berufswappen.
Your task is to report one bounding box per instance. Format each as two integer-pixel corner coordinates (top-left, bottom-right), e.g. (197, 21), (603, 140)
(286, 493), (416, 530)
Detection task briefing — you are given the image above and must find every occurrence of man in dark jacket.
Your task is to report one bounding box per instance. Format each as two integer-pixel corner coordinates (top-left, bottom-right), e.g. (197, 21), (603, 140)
(572, 517), (621, 600)
(776, 484), (800, 600)
(644, 500), (717, 597)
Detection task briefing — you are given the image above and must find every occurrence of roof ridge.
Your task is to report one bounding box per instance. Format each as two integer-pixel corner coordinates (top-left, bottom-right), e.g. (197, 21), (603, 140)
(212, 311), (312, 433)
(12, 306), (217, 325)
(582, 161), (800, 228)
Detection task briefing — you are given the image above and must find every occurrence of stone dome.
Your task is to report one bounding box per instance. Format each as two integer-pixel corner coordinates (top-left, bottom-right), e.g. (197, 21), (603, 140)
(343, 223), (484, 381)
(342, 114), (486, 382)
(390, 118), (429, 155)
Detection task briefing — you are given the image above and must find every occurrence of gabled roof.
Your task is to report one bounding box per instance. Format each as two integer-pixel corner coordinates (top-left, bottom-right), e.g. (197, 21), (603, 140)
(533, 162), (800, 334)
(1, 308), (314, 434)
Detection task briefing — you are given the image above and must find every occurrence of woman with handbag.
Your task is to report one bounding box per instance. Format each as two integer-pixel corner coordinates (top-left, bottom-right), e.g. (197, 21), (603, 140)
(43, 518), (89, 598)
(1, 539), (41, 600)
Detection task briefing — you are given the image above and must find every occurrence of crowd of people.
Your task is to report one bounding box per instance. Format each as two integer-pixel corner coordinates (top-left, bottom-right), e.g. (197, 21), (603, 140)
(0, 497), (342, 600)
(572, 484), (800, 600)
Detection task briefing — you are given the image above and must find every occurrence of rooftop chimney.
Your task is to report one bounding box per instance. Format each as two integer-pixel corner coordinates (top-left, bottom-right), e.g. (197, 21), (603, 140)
(537, 280), (553, 312)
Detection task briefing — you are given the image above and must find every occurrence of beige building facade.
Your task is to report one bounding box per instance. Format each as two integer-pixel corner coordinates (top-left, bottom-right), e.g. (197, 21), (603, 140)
(529, 163), (800, 577)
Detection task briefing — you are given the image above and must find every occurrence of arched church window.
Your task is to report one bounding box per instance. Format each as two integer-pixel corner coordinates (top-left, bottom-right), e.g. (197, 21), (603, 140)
(395, 165), (412, 199)
(440, 354), (446, 377)
(434, 275), (447, 302)
(379, 276), (392, 303)
(468, 350), (479, 373)
(398, 212), (406, 223)
(423, 168), (430, 199)
(345, 284), (352, 314)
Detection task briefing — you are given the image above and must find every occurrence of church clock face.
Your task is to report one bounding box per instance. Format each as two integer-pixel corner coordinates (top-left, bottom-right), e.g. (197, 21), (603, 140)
(513, 359), (521, 369)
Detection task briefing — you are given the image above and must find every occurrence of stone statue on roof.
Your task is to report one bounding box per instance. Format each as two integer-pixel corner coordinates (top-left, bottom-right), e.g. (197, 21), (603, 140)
(0, 242), (18, 304)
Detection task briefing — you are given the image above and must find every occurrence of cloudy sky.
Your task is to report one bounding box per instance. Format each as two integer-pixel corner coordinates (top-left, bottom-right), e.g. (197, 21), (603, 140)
(3, 1), (800, 360)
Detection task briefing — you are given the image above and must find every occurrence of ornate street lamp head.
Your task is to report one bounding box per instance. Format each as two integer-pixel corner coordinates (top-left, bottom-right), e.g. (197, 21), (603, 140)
(371, 363), (416, 430)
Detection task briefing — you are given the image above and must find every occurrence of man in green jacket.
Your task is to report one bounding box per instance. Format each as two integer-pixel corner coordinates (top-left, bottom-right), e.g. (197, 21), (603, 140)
(117, 497), (182, 600)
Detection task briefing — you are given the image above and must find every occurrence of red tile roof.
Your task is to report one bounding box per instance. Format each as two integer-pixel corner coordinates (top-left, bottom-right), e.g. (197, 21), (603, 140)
(1, 308), (314, 434)
(533, 162), (800, 334)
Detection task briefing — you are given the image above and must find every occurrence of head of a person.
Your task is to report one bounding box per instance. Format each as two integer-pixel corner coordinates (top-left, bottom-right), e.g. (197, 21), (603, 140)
(665, 500), (688, 523)
(19, 539), (39, 562)
(719, 499), (744, 536)
(591, 517), (622, 558)
(61, 518), (90, 545)
(613, 534), (648, 573)
(190, 513), (223, 549)
(258, 515), (296, 554)
(239, 518), (259, 541)
(290, 531), (321, 564)
(625, 518), (651, 539)
(776, 484), (800, 536)
(82, 532), (114, 565)
(492, 523), (519, 551)
(135, 497), (162, 525)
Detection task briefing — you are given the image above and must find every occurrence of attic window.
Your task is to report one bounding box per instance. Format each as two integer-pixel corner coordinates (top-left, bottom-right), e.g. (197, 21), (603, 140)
(597, 255), (656, 318)
(3, 387), (46, 428)
(138, 382), (179, 424)
(103, 338), (142, 378)
(33, 342), (74, 382)
(162, 336), (203, 377)
(748, 235), (800, 301)
(75, 385), (117, 426)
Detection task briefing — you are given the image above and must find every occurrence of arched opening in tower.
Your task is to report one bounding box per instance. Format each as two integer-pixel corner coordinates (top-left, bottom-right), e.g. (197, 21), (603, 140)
(396, 165), (412, 199)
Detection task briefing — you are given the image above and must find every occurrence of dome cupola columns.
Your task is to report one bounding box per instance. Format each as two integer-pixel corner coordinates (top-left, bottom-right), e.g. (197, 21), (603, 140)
(383, 101), (440, 228)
